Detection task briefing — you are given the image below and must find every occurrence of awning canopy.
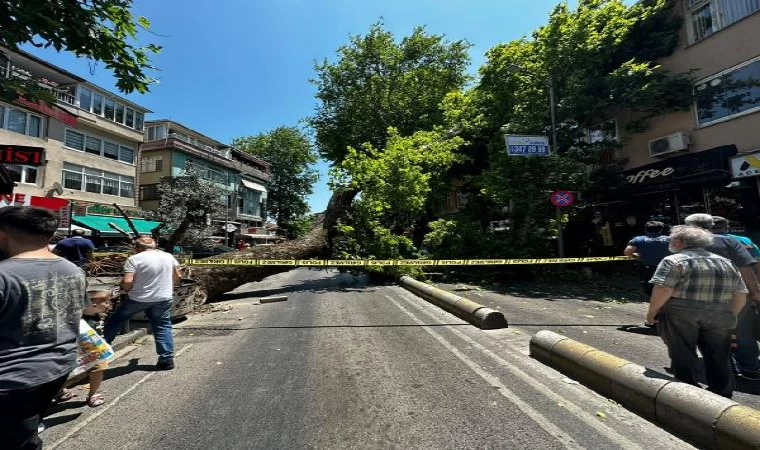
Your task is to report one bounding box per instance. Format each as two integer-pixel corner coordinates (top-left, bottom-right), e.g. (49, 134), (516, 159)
(241, 179), (267, 193)
(57, 224), (91, 236)
(72, 215), (162, 237)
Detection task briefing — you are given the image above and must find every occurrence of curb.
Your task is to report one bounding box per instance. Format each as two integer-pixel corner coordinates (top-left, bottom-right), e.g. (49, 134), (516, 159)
(65, 327), (149, 387)
(398, 276), (508, 330)
(530, 330), (760, 448)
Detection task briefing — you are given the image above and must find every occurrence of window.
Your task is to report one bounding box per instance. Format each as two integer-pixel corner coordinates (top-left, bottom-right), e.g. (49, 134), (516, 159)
(103, 141), (119, 160)
(140, 184), (160, 201)
(3, 164), (38, 184)
(92, 92), (103, 115)
(63, 128), (136, 164)
(696, 57), (760, 126)
(135, 112), (144, 131)
(0, 103), (44, 137)
(102, 177), (119, 195)
(119, 145), (134, 164)
(125, 108), (134, 128)
(147, 125), (167, 141)
(7, 109), (26, 134)
(687, 0), (760, 42)
(64, 129), (85, 150)
(28, 115), (41, 137)
(78, 87), (92, 110)
(62, 163), (135, 197)
(115, 103), (124, 123)
(104, 98), (115, 121)
(85, 136), (102, 156)
(140, 155), (163, 173)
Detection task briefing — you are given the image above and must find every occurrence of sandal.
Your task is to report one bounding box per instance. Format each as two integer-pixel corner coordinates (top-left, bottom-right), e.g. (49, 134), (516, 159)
(54, 388), (76, 403)
(86, 393), (105, 407)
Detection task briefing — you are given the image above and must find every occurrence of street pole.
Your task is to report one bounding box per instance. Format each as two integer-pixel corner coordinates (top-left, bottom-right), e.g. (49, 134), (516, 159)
(547, 76), (564, 258)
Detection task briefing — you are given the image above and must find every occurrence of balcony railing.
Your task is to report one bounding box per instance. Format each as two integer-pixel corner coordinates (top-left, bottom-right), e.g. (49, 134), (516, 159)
(168, 133), (229, 158)
(54, 90), (77, 106)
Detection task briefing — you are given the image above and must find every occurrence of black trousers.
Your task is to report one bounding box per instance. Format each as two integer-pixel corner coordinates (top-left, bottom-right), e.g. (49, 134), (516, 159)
(0, 374), (69, 450)
(657, 301), (736, 398)
(638, 264), (657, 296)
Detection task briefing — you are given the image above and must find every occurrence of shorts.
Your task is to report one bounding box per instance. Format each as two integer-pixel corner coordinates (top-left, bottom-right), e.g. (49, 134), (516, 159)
(82, 316), (110, 372)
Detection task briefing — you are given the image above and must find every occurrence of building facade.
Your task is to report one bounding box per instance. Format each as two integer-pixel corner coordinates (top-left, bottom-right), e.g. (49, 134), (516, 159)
(600, 1), (760, 247)
(139, 120), (271, 238)
(0, 47), (157, 240)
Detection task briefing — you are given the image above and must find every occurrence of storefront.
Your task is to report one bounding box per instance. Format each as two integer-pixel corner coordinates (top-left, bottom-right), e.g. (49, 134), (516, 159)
(70, 202), (161, 245)
(588, 145), (760, 251)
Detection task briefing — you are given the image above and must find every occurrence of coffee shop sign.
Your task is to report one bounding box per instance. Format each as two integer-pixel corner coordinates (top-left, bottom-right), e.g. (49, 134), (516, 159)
(626, 167), (674, 184)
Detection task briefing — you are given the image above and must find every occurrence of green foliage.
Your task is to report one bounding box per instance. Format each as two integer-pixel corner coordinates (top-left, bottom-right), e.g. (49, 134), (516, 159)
(310, 22), (471, 163)
(233, 127), (319, 239)
(0, 0), (160, 103)
(155, 169), (227, 248)
(330, 128), (464, 266)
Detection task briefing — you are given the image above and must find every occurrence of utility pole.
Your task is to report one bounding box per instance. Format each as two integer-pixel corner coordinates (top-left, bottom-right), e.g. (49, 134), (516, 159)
(547, 76), (564, 257)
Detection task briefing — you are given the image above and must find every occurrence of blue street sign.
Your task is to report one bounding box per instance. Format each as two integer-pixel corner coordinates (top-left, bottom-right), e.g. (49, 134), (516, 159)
(505, 135), (551, 157)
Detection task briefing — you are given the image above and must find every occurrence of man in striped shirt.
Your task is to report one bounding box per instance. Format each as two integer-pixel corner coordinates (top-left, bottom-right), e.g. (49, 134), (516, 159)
(647, 225), (748, 398)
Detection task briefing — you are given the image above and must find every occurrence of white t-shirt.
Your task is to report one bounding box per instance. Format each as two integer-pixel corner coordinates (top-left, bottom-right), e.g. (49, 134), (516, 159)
(124, 250), (179, 302)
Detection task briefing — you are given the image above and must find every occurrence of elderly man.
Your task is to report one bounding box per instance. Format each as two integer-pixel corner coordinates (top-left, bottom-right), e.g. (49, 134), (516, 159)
(647, 225), (747, 398)
(684, 213), (760, 380)
(104, 236), (181, 370)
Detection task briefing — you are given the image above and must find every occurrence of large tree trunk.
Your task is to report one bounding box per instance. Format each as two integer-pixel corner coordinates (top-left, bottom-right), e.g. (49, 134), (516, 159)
(191, 228), (328, 300)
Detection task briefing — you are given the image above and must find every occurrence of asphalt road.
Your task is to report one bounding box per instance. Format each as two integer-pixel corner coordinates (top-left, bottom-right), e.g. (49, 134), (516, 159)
(433, 276), (760, 409)
(42, 269), (691, 449)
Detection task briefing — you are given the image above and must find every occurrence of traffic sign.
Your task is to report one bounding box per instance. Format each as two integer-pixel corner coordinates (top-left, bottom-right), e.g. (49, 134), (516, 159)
(550, 190), (574, 207)
(504, 135), (551, 157)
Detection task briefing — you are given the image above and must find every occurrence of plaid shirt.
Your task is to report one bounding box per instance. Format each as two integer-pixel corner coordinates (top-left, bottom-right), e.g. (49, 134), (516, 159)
(650, 248), (748, 303)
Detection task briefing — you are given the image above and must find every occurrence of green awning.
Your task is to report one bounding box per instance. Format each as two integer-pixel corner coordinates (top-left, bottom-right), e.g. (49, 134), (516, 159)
(72, 215), (162, 236)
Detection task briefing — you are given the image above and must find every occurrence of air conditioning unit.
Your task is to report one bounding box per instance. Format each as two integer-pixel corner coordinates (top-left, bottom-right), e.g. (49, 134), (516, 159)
(648, 132), (690, 158)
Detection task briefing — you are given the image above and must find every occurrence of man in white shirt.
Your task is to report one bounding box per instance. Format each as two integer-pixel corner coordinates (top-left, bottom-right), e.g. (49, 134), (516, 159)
(104, 236), (181, 370)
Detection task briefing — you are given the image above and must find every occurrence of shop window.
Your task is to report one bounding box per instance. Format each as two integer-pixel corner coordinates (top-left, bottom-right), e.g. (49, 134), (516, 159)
(696, 57), (760, 126)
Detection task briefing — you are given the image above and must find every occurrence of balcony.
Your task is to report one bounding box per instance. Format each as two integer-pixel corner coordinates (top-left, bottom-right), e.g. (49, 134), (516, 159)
(142, 136), (271, 181)
(1, 63), (78, 106)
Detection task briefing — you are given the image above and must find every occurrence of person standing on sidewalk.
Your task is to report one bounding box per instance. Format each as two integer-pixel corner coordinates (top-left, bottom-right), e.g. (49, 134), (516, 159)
(624, 221), (670, 296)
(685, 213), (760, 380)
(104, 236), (181, 370)
(0, 206), (88, 450)
(712, 216), (760, 259)
(647, 225), (747, 398)
(54, 229), (95, 267)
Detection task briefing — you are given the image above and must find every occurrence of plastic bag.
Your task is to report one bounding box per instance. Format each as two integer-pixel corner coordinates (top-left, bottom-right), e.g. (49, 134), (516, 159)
(70, 319), (115, 377)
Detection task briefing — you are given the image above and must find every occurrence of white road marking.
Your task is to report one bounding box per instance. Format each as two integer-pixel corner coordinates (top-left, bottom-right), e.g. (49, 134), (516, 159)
(390, 292), (645, 450)
(383, 295), (582, 450)
(48, 344), (194, 450)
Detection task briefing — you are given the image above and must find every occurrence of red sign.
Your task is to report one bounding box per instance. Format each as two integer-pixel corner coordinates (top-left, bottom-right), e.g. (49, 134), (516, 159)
(0, 193), (69, 210)
(0, 145), (45, 166)
(16, 97), (78, 127)
(550, 190), (575, 207)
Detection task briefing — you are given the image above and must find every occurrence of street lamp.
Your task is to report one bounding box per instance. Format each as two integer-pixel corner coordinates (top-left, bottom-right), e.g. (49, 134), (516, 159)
(507, 64), (564, 257)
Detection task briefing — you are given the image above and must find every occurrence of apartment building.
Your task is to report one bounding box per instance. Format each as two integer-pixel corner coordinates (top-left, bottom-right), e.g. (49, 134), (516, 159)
(139, 120), (271, 238)
(601, 0), (760, 243)
(0, 47), (159, 239)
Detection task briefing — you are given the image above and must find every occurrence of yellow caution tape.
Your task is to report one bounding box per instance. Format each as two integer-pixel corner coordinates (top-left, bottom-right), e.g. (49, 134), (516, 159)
(178, 256), (633, 266)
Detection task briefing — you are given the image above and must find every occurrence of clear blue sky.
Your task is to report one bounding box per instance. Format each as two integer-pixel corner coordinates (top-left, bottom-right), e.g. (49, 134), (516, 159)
(24, 0), (567, 213)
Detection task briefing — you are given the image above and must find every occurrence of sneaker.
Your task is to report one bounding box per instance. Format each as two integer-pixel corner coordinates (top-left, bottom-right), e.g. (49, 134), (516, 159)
(38, 422), (45, 434)
(156, 359), (175, 371)
(739, 369), (760, 381)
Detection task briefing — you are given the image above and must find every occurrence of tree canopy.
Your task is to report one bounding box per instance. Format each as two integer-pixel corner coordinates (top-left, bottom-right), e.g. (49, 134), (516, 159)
(0, 0), (160, 103)
(310, 22), (471, 164)
(233, 127), (319, 239)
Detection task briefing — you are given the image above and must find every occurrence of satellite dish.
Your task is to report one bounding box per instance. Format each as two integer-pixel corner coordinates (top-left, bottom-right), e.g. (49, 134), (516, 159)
(52, 182), (64, 196)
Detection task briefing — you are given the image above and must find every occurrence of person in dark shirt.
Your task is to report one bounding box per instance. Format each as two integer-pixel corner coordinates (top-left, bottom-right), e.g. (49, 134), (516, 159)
(685, 213), (760, 380)
(0, 206), (88, 450)
(54, 229), (96, 267)
(624, 221), (670, 296)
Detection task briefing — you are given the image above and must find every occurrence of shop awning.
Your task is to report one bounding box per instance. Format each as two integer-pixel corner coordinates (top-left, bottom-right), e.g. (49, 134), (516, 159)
(72, 215), (162, 236)
(241, 179), (267, 193)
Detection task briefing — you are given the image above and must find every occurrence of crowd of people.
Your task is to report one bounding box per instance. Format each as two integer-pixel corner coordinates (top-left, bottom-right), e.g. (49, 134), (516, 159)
(625, 213), (760, 398)
(0, 206), (181, 450)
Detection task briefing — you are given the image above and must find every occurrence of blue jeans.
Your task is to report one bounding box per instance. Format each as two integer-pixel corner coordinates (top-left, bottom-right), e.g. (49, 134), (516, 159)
(104, 298), (174, 361)
(734, 303), (760, 371)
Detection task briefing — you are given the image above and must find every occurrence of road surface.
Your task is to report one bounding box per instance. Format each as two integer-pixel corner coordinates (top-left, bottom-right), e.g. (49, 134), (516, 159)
(42, 269), (691, 449)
